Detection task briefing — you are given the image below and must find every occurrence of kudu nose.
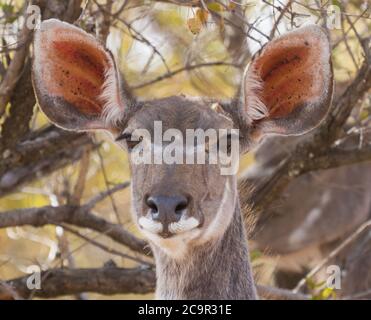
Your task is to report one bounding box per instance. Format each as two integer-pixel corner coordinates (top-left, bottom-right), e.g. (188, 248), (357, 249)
(146, 195), (189, 236)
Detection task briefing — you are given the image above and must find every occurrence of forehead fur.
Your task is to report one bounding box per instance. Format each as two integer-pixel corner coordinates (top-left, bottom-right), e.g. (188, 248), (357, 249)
(125, 96), (233, 133)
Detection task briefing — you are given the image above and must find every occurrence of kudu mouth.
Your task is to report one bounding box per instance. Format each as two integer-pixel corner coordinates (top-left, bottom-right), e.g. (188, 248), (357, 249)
(138, 213), (202, 239)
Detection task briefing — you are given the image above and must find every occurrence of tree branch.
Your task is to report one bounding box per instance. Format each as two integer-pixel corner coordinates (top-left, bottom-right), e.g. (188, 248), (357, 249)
(0, 7), (34, 116)
(321, 41), (371, 142)
(0, 126), (94, 198)
(0, 205), (150, 256)
(256, 284), (309, 300)
(304, 138), (371, 172)
(1, 266), (308, 300)
(2, 267), (156, 299)
(132, 62), (240, 89)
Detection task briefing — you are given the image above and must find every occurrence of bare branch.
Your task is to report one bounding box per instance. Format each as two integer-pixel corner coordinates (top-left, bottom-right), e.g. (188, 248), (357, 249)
(2, 267), (156, 299)
(0, 205), (150, 256)
(323, 39), (370, 140)
(0, 127), (94, 198)
(0, 8), (34, 116)
(294, 219), (371, 293)
(133, 61), (240, 89)
(256, 284), (309, 300)
(70, 149), (91, 205)
(2, 266), (307, 300)
(269, 0), (294, 40)
(61, 224), (153, 266)
(85, 181), (131, 210)
(304, 138), (371, 171)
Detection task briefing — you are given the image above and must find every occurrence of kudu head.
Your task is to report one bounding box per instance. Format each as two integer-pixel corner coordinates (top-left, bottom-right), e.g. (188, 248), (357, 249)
(32, 19), (333, 259)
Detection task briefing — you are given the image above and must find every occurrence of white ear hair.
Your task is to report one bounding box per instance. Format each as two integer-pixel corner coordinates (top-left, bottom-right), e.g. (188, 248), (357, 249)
(239, 25), (332, 137)
(100, 59), (126, 127)
(241, 65), (269, 124)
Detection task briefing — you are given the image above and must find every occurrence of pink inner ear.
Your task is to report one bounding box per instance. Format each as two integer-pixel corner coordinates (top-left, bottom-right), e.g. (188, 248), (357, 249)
(38, 29), (112, 116)
(252, 30), (327, 119)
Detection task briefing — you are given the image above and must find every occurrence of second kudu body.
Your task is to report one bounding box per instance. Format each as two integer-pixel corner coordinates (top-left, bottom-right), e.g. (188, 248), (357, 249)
(32, 20), (333, 299)
(245, 134), (371, 293)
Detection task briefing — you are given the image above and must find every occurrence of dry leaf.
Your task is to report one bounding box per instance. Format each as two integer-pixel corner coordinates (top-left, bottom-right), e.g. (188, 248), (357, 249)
(196, 8), (209, 25)
(187, 17), (202, 34)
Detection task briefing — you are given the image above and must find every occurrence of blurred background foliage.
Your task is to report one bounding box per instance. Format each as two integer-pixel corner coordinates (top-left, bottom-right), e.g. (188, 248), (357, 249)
(0, 0), (369, 299)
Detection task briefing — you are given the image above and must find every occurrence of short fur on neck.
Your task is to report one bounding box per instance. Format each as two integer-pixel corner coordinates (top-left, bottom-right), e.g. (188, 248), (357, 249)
(152, 199), (257, 300)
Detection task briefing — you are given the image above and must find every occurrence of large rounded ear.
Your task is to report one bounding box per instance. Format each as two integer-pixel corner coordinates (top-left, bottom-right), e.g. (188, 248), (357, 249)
(33, 19), (128, 132)
(240, 25), (333, 139)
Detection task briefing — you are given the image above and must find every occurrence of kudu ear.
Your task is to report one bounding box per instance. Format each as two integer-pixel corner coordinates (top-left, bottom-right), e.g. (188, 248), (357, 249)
(33, 19), (127, 132)
(240, 25), (333, 139)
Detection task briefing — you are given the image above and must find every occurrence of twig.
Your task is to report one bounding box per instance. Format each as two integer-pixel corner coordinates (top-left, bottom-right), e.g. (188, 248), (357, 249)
(85, 181), (130, 210)
(0, 205), (149, 256)
(257, 284), (309, 300)
(70, 148), (91, 205)
(0, 6), (34, 116)
(95, 139), (122, 224)
(268, 0), (293, 39)
(293, 219), (371, 293)
(61, 224), (154, 266)
(133, 61), (239, 89)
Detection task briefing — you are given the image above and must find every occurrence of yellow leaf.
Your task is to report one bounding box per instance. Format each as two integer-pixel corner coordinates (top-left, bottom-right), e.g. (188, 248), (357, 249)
(228, 1), (237, 10)
(320, 287), (335, 300)
(187, 17), (202, 34)
(207, 2), (224, 12)
(360, 109), (369, 121)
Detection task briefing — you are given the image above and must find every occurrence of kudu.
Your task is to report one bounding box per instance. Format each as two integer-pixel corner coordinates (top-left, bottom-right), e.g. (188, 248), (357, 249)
(32, 19), (333, 299)
(244, 134), (371, 293)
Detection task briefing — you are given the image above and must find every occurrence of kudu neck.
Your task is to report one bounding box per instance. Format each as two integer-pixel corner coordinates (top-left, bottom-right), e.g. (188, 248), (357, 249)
(152, 199), (257, 300)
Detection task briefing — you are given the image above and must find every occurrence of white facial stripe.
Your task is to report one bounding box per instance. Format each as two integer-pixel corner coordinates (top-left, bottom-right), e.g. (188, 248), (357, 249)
(138, 216), (163, 234)
(168, 217), (200, 234)
(201, 177), (236, 242)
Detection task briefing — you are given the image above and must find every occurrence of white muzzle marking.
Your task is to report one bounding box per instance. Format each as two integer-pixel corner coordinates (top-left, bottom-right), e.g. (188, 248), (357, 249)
(168, 217), (200, 234)
(138, 216), (163, 233)
(138, 215), (199, 235)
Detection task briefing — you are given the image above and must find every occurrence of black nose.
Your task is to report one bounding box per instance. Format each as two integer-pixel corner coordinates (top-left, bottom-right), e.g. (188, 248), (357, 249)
(146, 195), (189, 226)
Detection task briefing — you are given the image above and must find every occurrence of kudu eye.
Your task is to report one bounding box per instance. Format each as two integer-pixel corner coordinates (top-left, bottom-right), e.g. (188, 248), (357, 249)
(116, 132), (142, 151)
(216, 133), (233, 155)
